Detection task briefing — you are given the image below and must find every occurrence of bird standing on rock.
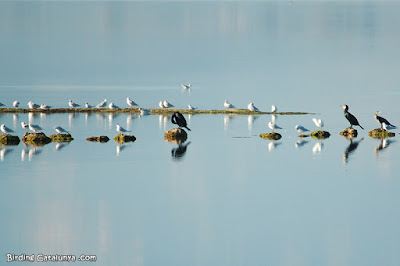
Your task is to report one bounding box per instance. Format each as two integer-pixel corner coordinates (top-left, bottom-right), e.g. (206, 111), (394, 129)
(375, 111), (396, 129)
(341, 105), (364, 129)
(171, 112), (191, 131)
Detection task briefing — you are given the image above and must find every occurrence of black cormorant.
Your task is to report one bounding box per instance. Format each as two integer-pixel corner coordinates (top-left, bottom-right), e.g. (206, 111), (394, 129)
(374, 111), (396, 129)
(341, 105), (364, 129)
(171, 112), (191, 131)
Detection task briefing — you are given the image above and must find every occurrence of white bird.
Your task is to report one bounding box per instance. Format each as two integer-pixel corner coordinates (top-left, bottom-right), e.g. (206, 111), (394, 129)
(382, 122), (397, 130)
(109, 102), (119, 109)
(127, 97), (138, 108)
(248, 102), (259, 112)
(28, 101), (40, 109)
(116, 123), (130, 133)
(54, 125), (68, 134)
(13, 101), (19, 108)
(85, 102), (93, 108)
(224, 100), (235, 109)
(268, 121), (282, 132)
(21, 122), (29, 130)
(163, 100), (174, 108)
(188, 104), (197, 110)
(312, 118), (324, 129)
(139, 108), (150, 115)
(295, 125), (310, 134)
(40, 104), (52, 109)
(0, 102), (4, 107)
(69, 100), (80, 108)
(181, 83), (191, 90)
(96, 99), (107, 108)
(159, 101), (165, 108)
(28, 124), (42, 133)
(271, 105), (278, 112)
(1, 124), (14, 134)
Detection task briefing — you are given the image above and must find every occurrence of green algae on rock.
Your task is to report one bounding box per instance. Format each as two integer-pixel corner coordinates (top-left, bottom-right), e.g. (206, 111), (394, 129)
(0, 134), (20, 145)
(49, 133), (74, 142)
(22, 132), (51, 145)
(339, 128), (358, 139)
(86, 136), (110, 143)
(311, 130), (330, 139)
(259, 132), (282, 140)
(164, 128), (188, 143)
(114, 134), (136, 143)
(368, 128), (395, 138)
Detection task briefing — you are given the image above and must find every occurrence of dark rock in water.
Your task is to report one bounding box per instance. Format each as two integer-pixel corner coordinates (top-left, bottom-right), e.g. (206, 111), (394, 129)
(311, 130), (330, 139)
(340, 128), (358, 139)
(298, 134), (310, 138)
(49, 133), (74, 142)
(0, 134), (20, 145)
(259, 132), (282, 140)
(22, 132), (51, 145)
(369, 128), (395, 138)
(164, 128), (188, 143)
(114, 134), (136, 143)
(86, 136), (110, 143)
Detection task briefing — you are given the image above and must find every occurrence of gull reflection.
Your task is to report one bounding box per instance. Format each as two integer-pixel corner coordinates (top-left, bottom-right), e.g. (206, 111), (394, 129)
(21, 148), (28, 162)
(13, 114), (19, 128)
(116, 144), (128, 156)
(312, 141), (324, 155)
(69, 113), (78, 128)
(159, 115), (168, 131)
(28, 112), (37, 124)
(126, 115), (137, 130)
(375, 138), (396, 158)
(96, 113), (107, 126)
(271, 114), (277, 124)
(343, 138), (364, 164)
(224, 115), (235, 132)
(40, 112), (47, 123)
(0, 147), (13, 162)
(188, 114), (192, 126)
(248, 115), (259, 133)
(28, 147), (41, 162)
(268, 141), (281, 152)
(55, 142), (69, 152)
(108, 113), (115, 129)
(171, 141), (191, 160)
(295, 139), (309, 149)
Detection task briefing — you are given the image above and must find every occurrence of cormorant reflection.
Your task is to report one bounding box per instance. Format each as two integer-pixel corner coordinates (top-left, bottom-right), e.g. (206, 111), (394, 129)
(171, 141), (191, 160)
(375, 138), (396, 158)
(343, 138), (364, 164)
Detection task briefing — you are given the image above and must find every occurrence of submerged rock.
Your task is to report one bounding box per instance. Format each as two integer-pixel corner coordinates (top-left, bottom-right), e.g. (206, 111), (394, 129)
(22, 132), (51, 145)
(368, 128), (395, 138)
(259, 132), (282, 140)
(0, 134), (20, 145)
(114, 134), (136, 143)
(311, 130), (330, 139)
(340, 128), (358, 139)
(164, 128), (188, 143)
(49, 133), (74, 142)
(86, 136), (110, 143)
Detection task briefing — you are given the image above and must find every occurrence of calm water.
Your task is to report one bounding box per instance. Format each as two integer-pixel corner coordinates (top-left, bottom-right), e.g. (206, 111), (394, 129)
(1, 1), (400, 265)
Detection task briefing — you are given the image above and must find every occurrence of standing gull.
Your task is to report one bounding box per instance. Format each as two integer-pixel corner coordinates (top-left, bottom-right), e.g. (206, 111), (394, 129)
(224, 100), (235, 109)
(188, 104), (197, 110)
(1, 124), (14, 134)
(85, 102), (93, 108)
(139, 108), (150, 115)
(127, 97), (138, 108)
(13, 101), (19, 108)
(271, 105), (277, 113)
(159, 101), (165, 108)
(68, 100), (80, 108)
(248, 102), (259, 112)
(181, 83), (191, 90)
(40, 104), (52, 109)
(171, 112), (191, 131)
(28, 124), (42, 133)
(341, 105), (364, 129)
(312, 118), (324, 129)
(375, 111), (396, 129)
(96, 99), (107, 108)
(54, 126), (69, 134)
(28, 101), (40, 109)
(268, 121), (282, 132)
(21, 122), (29, 131)
(116, 123), (130, 133)
(295, 125), (310, 134)
(109, 102), (119, 109)
(163, 100), (174, 108)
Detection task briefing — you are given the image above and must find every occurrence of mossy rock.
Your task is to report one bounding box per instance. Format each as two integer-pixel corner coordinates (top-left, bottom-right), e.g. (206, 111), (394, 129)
(311, 130), (330, 139)
(164, 128), (188, 143)
(340, 128), (358, 139)
(22, 132), (51, 145)
(0, 134), (20, 145)
(114, 134), (136, 143)
(49, 133), (74, 143)
(368, 128), (395, 138)
(259, 132), (282, 140)
(86, 136), (110, 143)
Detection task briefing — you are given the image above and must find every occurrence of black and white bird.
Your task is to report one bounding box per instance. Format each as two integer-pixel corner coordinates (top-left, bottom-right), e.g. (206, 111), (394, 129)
(375, 111), (396, 129)
(85, 102), (93, 108)
(1, 124), (14, 134)
(171, 112), (191, 131)
(54, 126), (68, 134)
(341, 105), (364, 129)
(69, 100), (80, 108)
(127, 97), (138, 108)
(0, 102), (4, 107)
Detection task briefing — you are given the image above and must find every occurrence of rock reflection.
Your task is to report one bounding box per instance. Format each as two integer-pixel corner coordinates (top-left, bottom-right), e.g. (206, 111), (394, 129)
(343, 138), (364, 164)
(375, 138), (396, 158)
(171, 141), (191, 160)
